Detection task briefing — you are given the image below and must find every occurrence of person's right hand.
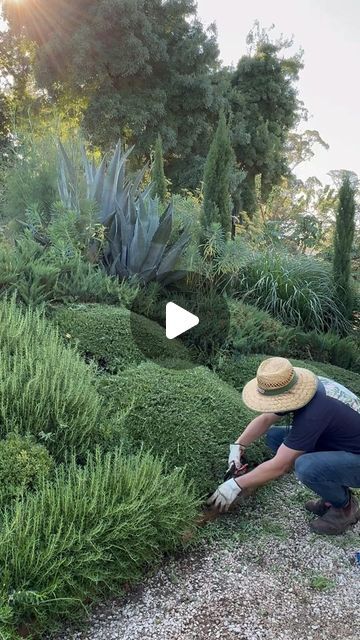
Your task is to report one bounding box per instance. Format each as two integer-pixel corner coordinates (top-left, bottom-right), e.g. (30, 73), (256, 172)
(228, 444), (243, 470)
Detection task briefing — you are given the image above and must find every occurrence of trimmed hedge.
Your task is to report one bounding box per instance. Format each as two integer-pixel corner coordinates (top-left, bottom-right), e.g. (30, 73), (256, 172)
(0, 449), (198, 638)
(217, 354), (360, 398)
(0, 298), (103, 461)
(98, 363), (268, 496)
(51, 304), (190, 373)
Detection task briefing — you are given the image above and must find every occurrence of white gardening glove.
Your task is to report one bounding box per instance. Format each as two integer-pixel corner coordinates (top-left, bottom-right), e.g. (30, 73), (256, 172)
(228, 444), (242, 470)
(207, 479), (242, 513)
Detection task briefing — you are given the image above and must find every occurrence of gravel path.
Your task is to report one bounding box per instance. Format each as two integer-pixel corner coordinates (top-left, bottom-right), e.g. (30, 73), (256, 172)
(54, 476), (360, 640)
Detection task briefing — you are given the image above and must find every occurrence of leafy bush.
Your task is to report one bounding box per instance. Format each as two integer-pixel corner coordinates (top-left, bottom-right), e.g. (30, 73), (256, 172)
(51, 303), (190, 373)
(227, 300), (360, 373)
(0, 232), (136, 309)
(98, 363), (268, 496)
(234, 250), (348, 334)
(0, 433), (54, 509)
(0, 297), (103, 460)
(287, 330), (360, 374)
(0, 449), (198, 637)
(226, 299), (291, 355)
(171, 193), (202, 245)
(1, 134), (58, 224)
(217, 354), (360, 398)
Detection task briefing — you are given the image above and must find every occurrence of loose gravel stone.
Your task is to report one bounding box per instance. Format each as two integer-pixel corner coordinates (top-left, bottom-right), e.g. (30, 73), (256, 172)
(50, 476), (360, 640)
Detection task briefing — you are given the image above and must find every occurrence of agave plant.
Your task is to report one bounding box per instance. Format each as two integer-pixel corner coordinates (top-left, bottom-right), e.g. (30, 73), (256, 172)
(57, 139), (189, 283)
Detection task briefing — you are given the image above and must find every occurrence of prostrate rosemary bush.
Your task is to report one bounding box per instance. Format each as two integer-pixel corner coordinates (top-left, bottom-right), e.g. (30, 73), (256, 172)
(51, 303), (190, 373)
(0, 449), (198, 638)
(0, 433), (54, 510)
(227, 300), (360, 373)
(98, 363), (268, 496)
(226, 300), (291, 355)
(235, 250), (349, 334)
(0, 297), (103, 460)
(287, 330), (360, 373)
(217, 355), (360, 398)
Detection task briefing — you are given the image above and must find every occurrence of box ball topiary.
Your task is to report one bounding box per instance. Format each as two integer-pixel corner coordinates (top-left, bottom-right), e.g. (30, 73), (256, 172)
(98, 363), (269, 496)
(51, 304), (190, 373)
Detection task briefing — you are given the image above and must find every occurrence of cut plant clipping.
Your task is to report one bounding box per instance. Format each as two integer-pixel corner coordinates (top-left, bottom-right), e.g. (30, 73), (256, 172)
(0, 1), (359, 639)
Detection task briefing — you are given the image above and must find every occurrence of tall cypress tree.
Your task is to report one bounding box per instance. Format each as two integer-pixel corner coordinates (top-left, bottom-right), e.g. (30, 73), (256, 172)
(333, 173), (356, 317)
(151, 135), (167, 204)
(202, 112), (234, 235)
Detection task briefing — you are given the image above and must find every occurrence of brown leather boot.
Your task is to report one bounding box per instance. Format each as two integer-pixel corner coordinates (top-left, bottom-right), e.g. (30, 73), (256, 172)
(305, 498), (330, 517)
(310, 495), (360, 535)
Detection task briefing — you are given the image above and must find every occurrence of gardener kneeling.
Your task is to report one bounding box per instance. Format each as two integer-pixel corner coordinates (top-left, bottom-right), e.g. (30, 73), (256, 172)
(208, 357), (360, 535)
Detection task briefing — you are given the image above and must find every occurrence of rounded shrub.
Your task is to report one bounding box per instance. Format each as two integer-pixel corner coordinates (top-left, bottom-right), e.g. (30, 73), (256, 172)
(0, 297), (103, 460)
(0, 449), (198, 637)
(98, 363), (269, 496)
(51, 304), (190, 373)
(217, 354), (360, 398)
(0, 433), (54, 509)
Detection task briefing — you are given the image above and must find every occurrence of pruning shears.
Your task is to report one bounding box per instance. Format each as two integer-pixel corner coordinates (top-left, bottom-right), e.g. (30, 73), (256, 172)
(223, 460), (249, 482)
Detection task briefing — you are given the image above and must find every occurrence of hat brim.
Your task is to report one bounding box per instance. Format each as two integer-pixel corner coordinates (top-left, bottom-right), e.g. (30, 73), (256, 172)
(242, 367), (318, 413)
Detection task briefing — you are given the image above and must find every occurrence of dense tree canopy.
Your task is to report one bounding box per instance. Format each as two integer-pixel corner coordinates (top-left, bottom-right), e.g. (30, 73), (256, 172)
(228, 25), (303, 214)
(4, 0), (221, 189)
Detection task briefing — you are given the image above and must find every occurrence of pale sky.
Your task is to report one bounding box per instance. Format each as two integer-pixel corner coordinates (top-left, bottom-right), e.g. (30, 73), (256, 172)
(196, 0), (360, 185)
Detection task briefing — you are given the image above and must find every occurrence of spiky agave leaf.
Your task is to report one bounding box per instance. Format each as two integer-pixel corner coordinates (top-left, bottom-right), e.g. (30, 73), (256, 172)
(57, 138), (189, 284)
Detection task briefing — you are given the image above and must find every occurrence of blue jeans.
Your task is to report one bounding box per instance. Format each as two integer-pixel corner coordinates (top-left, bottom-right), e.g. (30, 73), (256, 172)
(266, 426), (360, 509)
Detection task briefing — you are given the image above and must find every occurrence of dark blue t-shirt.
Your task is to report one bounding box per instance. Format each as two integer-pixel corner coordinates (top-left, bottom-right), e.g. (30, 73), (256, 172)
(283, 377), (360, 453)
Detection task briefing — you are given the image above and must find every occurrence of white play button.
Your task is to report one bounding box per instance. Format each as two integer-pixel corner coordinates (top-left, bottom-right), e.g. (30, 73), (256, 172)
(166, 302), (199, 340)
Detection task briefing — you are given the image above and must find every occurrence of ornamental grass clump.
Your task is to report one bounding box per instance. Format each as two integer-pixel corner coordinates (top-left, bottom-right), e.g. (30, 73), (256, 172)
(235, 250), (349, 334)
(0, 297), (102, 460)
(0, 449), (198, 637)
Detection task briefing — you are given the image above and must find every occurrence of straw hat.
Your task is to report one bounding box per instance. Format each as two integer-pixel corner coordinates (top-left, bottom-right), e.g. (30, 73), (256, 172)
(242, 357), (318, 413)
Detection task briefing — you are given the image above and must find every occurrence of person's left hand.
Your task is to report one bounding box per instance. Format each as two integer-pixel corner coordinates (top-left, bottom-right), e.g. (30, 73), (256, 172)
(207, 478), (242, 513)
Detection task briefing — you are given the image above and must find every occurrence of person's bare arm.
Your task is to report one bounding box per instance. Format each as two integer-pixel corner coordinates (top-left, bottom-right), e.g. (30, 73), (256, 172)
(235, 413), (281, 448)
(236, 444), (304, 490)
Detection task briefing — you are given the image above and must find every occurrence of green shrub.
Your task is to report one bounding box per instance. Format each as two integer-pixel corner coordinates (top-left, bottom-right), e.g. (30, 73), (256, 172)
(0, 449), (198, 637)
(51, 304), (190, 373)
(227, 300), (291, 355)
(227, 300), (360, 373)
(0, 433), (54, 509)
(287, 330), (360, 374)
(0, 233), (135, 309)
(0, 297), (103, 460)
(2, 134), (58, 224)
(217, 354), (360, 398)
(98, 363), (268, 496)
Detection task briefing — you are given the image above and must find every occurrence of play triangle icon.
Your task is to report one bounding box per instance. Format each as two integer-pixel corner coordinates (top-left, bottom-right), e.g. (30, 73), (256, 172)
(166, 302), (199, 340)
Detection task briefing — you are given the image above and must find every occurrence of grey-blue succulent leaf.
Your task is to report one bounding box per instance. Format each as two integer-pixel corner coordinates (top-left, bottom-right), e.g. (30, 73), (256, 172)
(129, 217), (149, 274)
(139, 203), (173, 273)
(156, 230), (190, 278)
